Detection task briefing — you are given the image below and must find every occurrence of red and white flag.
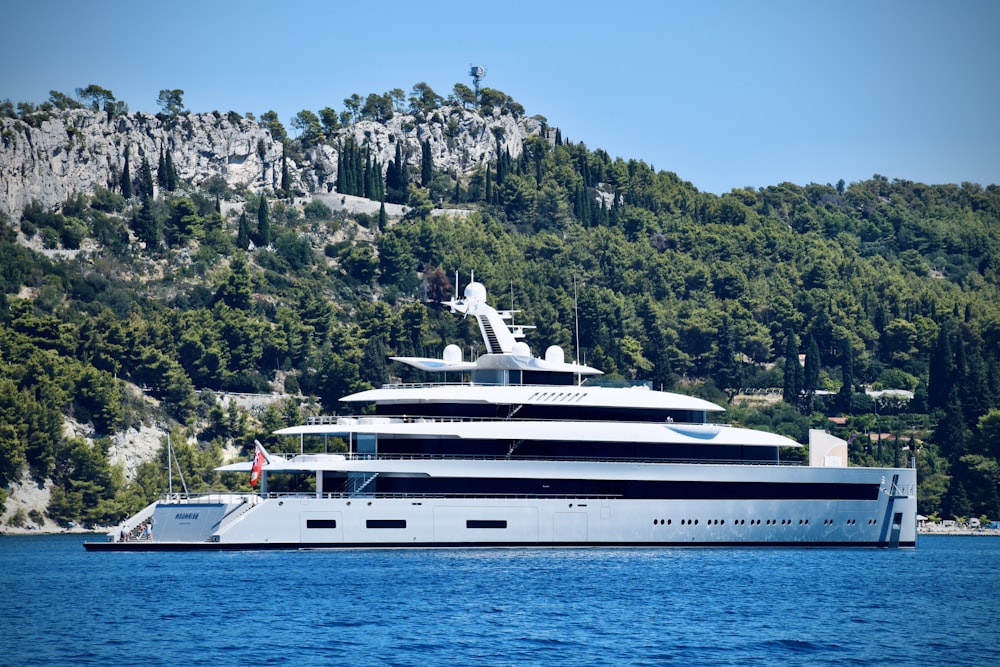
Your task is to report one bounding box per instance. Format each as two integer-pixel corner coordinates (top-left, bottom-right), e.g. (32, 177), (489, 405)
(249, 442), (265, 487)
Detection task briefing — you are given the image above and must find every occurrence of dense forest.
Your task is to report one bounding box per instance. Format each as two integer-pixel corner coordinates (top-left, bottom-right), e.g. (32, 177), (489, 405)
(2, 82), (999, 530)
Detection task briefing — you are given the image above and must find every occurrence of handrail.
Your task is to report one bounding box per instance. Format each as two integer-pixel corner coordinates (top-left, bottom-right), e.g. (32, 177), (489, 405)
(306, 414), (726, 427)
(244, 452), (802, 467)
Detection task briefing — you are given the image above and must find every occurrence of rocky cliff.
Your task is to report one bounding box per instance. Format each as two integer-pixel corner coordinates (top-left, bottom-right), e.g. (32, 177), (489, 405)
(0, 105), (544, 219)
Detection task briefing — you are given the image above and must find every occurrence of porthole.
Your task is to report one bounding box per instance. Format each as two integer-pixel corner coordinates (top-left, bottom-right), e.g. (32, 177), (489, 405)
(694, 519), (699, 526)
(667, 519), (672, 525)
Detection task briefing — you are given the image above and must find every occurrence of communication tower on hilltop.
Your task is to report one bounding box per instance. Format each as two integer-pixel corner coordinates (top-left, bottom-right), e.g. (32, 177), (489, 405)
(469, 65), (486, 106)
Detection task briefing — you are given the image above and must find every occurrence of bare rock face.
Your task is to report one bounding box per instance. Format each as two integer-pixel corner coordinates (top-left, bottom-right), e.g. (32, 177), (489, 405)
(1, 105), (546, 219)
(1, 110), (284, 219)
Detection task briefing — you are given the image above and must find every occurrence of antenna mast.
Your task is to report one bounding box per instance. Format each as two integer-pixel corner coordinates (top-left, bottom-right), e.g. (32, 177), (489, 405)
(469, 65), (486, 107)
(574, 277), (582, 385)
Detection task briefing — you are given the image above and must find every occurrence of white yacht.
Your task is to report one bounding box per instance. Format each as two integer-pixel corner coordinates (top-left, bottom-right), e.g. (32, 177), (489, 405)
(85, 280), (917, 550)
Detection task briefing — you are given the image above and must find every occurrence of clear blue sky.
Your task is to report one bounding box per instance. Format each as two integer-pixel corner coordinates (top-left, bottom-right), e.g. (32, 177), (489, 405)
(3, 0), (998, 194)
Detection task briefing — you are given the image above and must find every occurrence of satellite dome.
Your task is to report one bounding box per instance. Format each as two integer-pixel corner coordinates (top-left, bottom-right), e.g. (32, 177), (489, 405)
(443, 344), (463, 363)
(464, 281), (487, 303)
(512, 342), (531, 358)
(545, 346), (565, 364)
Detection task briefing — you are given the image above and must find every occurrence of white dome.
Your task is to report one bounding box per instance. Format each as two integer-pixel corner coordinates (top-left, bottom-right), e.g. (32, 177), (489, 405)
(512, 342), (531, 358)
(442, 344), (463, 363)
(464, 281), (487, 303)
(545, 346), (565, 364)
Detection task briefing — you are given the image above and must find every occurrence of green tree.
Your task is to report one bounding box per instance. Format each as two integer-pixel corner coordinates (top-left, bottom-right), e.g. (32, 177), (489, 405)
(452, 83), (476, 108)
(76, 84), (115, 111)
(291, 109), (324, 145)
(236, 210), (251, 250)
(837, 338), (854, 413)
(156, 89), (186, 115)
(260, 111), (287, 142)
(421, 139), (433, 187)
(257, 195), (271, 247)
(782, 331), (802, 405)
(120, 147), (132, 199)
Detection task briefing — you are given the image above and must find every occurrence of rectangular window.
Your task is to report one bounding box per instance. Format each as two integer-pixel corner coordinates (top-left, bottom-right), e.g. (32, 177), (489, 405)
(366, 519), (406, 529)
(306, 519), (337, 529)
(467, 520), (507, 529)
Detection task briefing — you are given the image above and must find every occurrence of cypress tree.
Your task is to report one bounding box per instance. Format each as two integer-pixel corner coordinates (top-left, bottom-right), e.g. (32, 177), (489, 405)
(421, 139), (432, 187)
(165, 149), (178, 190)
(837, 338), (854, 413)
(782, 331), (802, 405)
(257, 195), (271, 247)
(373, 157), (384, 203)
(354, 144), (364, 196)
(131, 195), (160, 248)
(398, 151), (409, 204)
(928, 325), (954, 411)
(363, 149), (373, 199)
(142, 157), (154, 198)
(157, 146), (167, 188)
(715, 315), (740, 399)
(280, 147), (290, 195)
(804, 335), (821, 395)
(378, 201), (387, 231)
(120, 148), (132, 199)
(237, 210), (250, 249)
(336, 141), (345, 194)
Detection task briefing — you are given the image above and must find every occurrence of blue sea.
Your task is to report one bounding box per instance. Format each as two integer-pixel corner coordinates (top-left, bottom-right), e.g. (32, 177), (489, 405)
(2, 534), (998, 666)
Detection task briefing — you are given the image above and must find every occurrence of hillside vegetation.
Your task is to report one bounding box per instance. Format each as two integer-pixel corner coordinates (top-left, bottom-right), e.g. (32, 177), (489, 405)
(2, 83), (999, 529)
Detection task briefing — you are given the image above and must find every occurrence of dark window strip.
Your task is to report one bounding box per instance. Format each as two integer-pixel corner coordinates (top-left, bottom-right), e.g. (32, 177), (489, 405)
(466, 520), (507, 529)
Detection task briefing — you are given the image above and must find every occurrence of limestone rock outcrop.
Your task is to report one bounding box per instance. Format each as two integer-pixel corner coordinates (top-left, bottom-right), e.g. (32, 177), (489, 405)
(1, 105), (545, 219)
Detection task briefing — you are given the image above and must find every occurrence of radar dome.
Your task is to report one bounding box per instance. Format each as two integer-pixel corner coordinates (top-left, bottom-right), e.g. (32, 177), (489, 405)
(512, 342), (531, 358)
(545, 346), (565, 364)
(464, 281), (487, 303)
(442, 344), (463, 363)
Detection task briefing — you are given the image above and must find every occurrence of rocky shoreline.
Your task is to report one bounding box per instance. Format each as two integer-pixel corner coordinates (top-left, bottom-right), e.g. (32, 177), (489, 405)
(918, 526), (1000, 536)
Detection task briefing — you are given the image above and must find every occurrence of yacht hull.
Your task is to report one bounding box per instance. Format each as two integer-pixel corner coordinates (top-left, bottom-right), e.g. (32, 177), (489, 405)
(85, 469), (917, 551)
